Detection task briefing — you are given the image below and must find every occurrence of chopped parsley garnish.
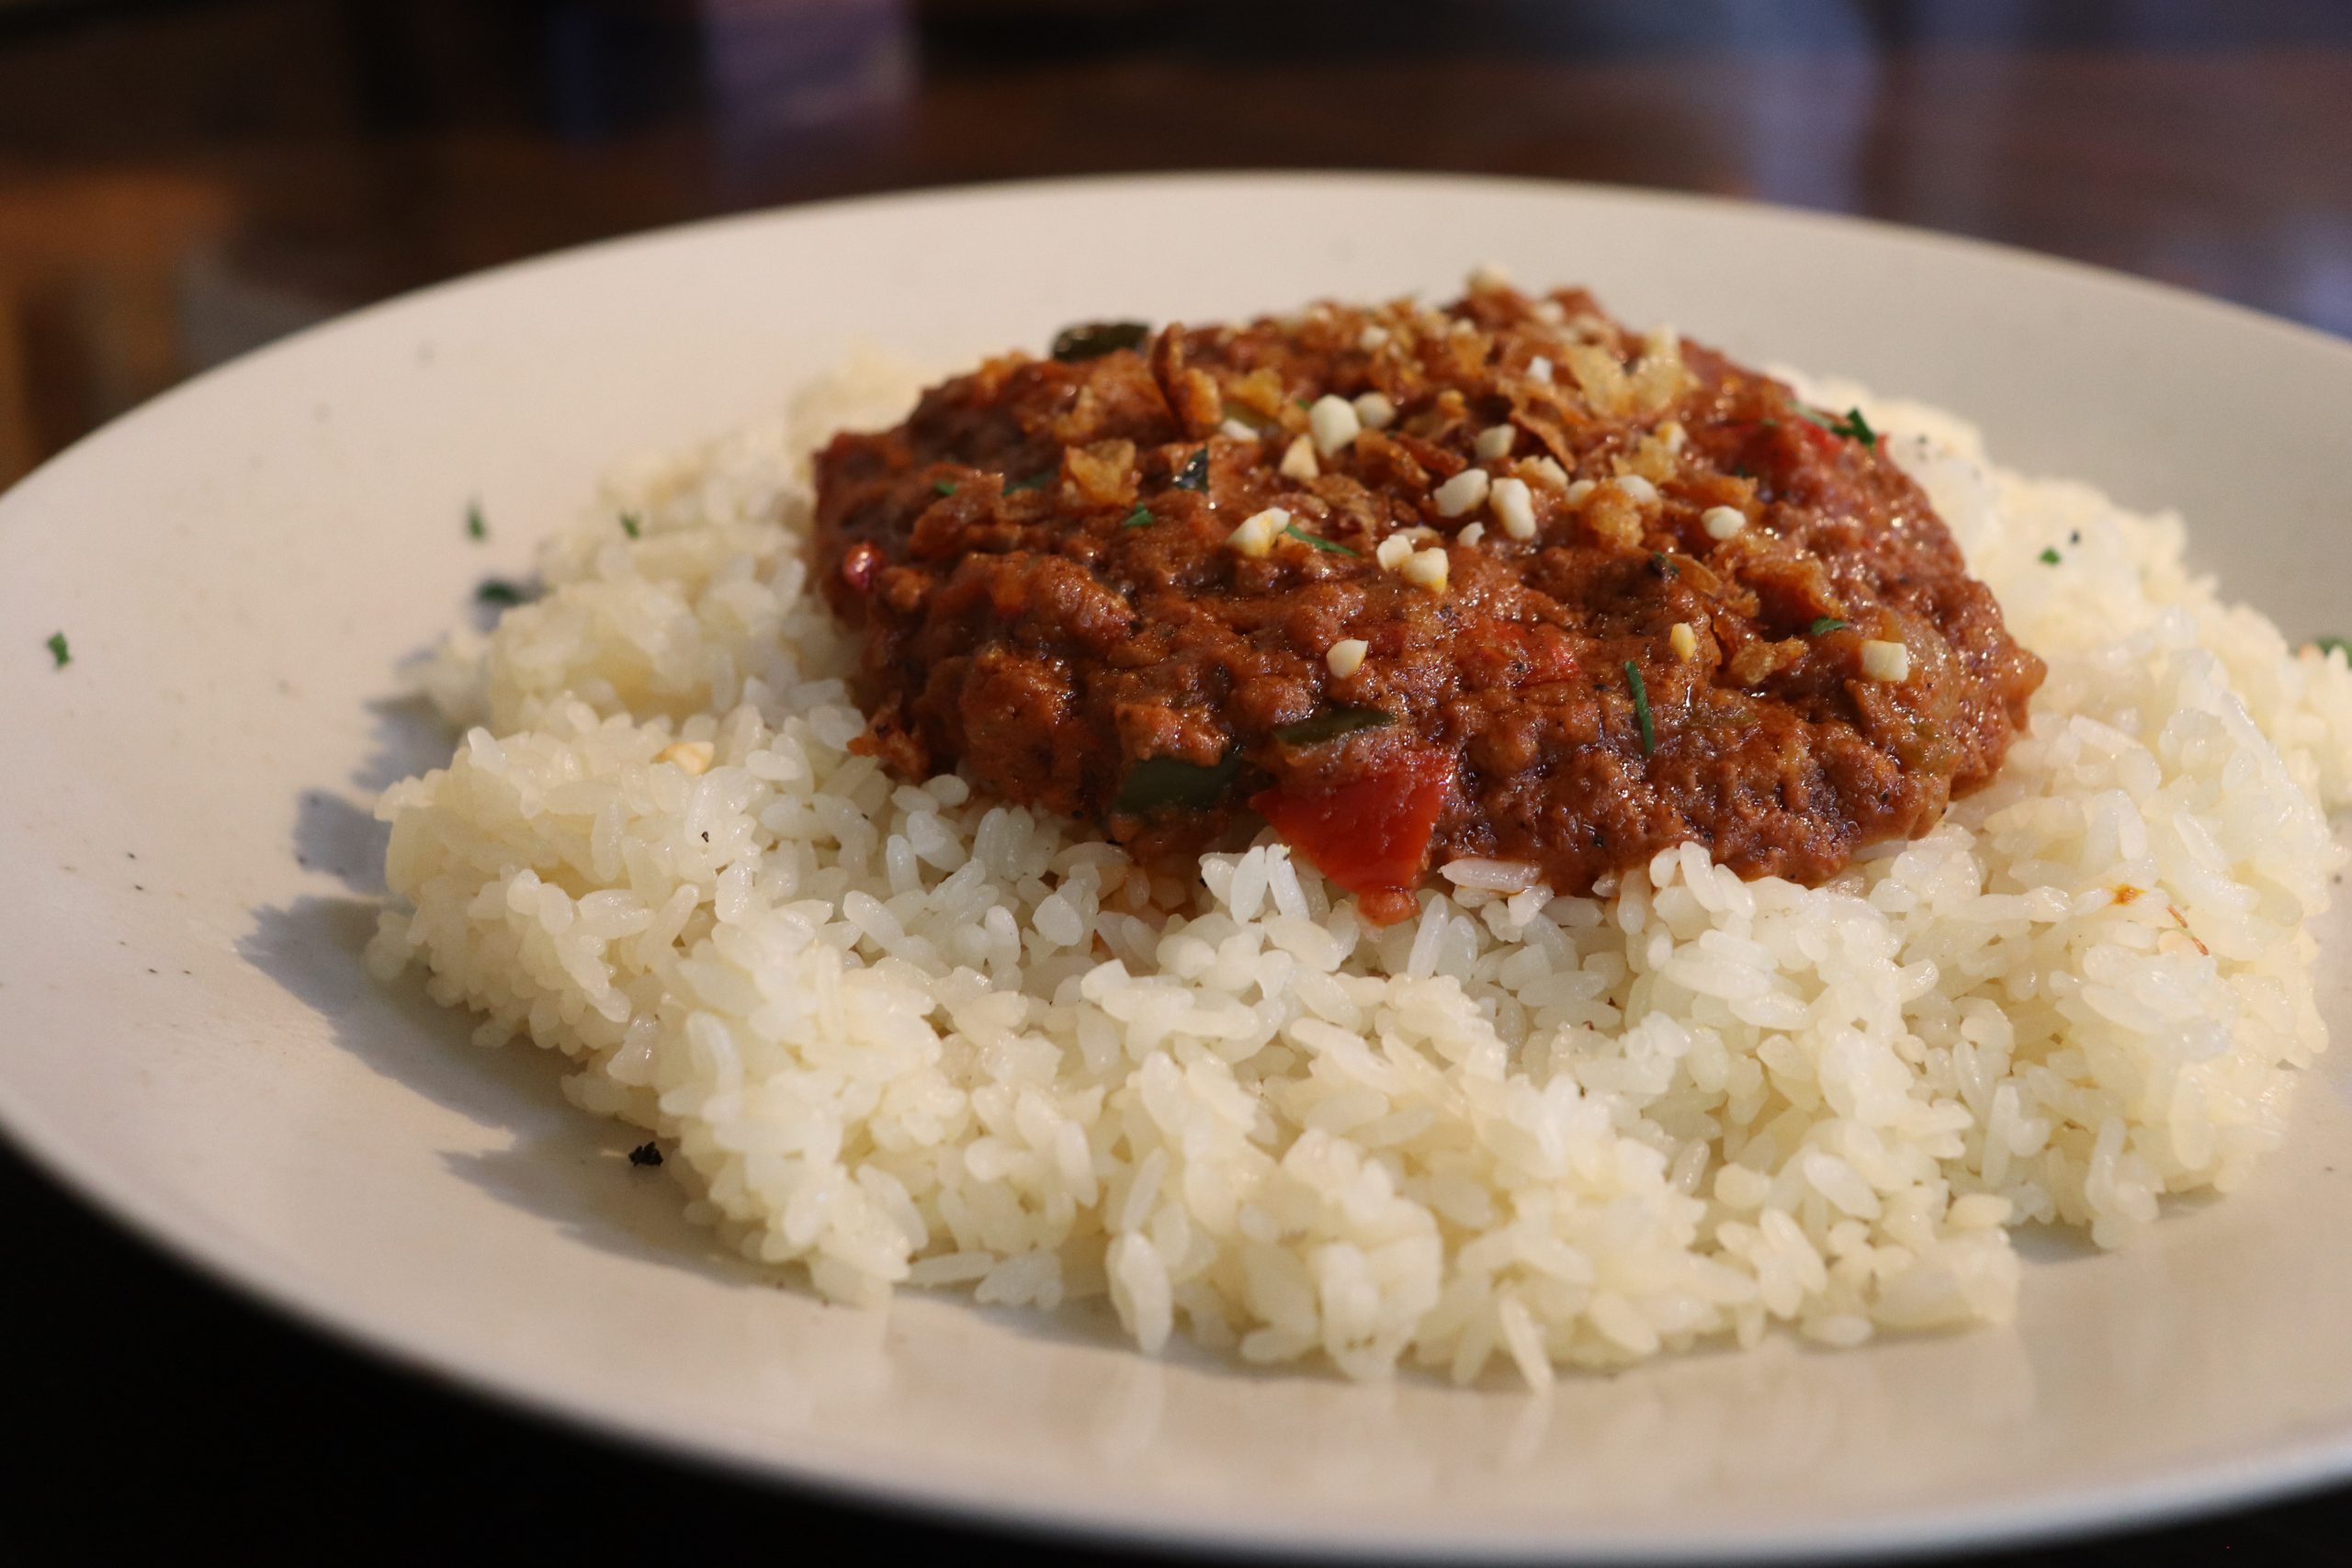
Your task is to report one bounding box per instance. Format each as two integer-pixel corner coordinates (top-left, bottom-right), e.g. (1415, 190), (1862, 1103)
(475, 579), (527, 606)
(1275, 706), (1394, 746)
(1282, 522), (1358, 557)
(1648, 550), (1678, 580)
(1808, 616), (1849, 636)
(45, 631), (70, 669)
(1172, 447), (1210, 492)
(1624, 660), (1655, 756)
(1122, 506), (1155, 528)
(933, 479), (958, 496)
(619, 512), (640, 538)
(2316, 637), (2350, 660)
(2039, 547), (2063, 566)
(1113, 750), (1240, 814)
(466, 501), (486, 540)
(1797, 406), (1878, 447)
(1050, 321), (1149, 362)
(628, 1141), (663, 1168)
(1003, 471), (1051, 494)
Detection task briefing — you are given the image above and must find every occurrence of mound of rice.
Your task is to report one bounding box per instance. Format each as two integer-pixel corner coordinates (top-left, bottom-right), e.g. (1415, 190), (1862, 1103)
(368, 354), (2352, 1384)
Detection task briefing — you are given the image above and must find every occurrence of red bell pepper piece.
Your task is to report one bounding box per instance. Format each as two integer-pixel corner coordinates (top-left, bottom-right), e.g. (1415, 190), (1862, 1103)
(1250, 747), (1452, 922)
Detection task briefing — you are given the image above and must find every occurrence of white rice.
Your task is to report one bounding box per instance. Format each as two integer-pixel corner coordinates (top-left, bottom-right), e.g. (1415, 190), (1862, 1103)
(368, 353), (2352, 1382)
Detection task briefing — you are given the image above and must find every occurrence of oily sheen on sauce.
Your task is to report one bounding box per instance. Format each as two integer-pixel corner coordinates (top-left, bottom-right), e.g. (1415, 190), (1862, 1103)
(813, 286), (2043, 921)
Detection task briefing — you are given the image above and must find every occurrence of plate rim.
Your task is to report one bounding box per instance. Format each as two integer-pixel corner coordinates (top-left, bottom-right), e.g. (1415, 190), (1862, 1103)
(6, 168), (2352, 1562)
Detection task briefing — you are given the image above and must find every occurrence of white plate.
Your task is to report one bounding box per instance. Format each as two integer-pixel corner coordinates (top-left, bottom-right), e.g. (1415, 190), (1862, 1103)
(6, 174), (2352, 1562)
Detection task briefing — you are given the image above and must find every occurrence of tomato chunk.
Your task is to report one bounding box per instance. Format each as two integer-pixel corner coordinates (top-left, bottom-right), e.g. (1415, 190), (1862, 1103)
(1250, 748), (1452, 922)
(1791, 416), (1843, 457)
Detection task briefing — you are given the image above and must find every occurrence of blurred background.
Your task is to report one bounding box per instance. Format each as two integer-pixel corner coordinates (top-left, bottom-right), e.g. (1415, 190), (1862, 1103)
(6, 1), (2351, 1562)
(4, 0), (2351, 488)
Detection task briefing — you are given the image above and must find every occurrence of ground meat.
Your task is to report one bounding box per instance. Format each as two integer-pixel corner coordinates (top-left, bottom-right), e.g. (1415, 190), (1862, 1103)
(812, 283), (2045, 923)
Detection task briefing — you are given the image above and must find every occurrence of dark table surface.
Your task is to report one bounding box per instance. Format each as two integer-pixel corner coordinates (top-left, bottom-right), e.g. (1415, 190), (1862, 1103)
(6, 2), (2351, 1561)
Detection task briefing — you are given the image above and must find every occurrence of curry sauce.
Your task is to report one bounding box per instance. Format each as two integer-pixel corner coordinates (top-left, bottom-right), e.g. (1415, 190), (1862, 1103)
(813, 284), (2043, 923)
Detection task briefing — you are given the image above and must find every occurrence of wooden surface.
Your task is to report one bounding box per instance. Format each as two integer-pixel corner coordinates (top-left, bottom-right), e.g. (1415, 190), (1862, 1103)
(4, 0), (2351, 487)
(6, 2), (2350, 1560)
